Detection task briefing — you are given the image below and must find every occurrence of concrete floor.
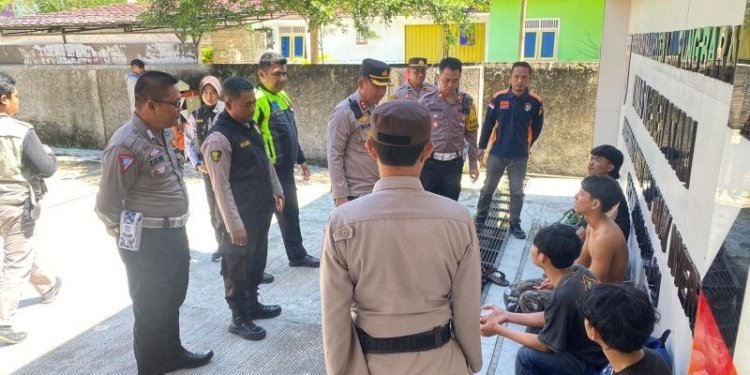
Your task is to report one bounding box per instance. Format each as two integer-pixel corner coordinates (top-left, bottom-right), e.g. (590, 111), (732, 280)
(0, 149), (581, 375)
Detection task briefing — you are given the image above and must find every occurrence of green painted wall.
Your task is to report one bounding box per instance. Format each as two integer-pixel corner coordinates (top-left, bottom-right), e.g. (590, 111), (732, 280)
(488, 0), (523, 62)
(488, 0), (605, 62)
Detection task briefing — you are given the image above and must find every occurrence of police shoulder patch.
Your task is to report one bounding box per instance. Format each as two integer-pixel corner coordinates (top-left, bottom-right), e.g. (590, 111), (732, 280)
(210, 150), (222, 162)
(465, 121), (479, 132)
(332, 225), (353, 241)
(118, 153), (135, 173)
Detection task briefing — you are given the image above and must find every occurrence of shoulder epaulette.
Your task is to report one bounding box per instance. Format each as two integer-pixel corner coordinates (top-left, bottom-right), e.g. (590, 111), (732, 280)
(528, 91), (543, 103)
(348, 99), (365, 120)
(493, 89), (509, 99)
(460, 93), (473, 115)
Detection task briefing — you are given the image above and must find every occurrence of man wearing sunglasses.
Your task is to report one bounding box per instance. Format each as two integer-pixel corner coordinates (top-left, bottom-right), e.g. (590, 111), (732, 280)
(96, 71), (213, 374)
(390, 57), (436, 101)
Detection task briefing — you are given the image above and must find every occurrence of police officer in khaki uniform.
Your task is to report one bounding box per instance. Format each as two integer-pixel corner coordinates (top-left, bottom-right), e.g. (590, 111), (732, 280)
(390, 57), (437, 101)
(95, 71), (212, 375)
(418, 57), (479, 201)
(321, 100), (482, 375)
(326, 58), (391, 207)
(0, 72), (60, 345)
(201, 77), (284, 342)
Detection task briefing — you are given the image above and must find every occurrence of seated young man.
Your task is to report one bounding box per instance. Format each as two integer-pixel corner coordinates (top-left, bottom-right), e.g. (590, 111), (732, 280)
(581, 284), (671, 375)
(480, 223), (606, 375)
(506, 175), (629, 313)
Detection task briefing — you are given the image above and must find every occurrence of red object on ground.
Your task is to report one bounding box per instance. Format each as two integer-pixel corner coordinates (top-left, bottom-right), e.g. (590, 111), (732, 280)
(688, 293), (738, 375)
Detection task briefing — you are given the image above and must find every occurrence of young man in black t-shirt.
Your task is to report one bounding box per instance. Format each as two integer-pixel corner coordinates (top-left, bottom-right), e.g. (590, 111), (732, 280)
(581, 284), (671, 375)
(480, 224), (606, 375)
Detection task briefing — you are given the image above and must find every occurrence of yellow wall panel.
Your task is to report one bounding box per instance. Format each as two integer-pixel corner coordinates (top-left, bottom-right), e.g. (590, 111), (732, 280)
(405, 23), (486, 64)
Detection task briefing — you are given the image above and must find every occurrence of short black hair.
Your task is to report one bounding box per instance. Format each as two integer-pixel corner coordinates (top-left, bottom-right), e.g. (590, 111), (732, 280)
(259, 52), (288, 70)
(581, 175), (622, 212)
(373, 141), (427, 167)
(533, 223), (582, 269)
(0, 72), (16, 97)
(591, 145), (624, 179)
(130, 59), (145, 68)
(222, 76), (255, 101)
(134, 71), (178, 108)
(581, 284), (659, 353)
(439, 57), (462, 73)
(512, 61), (532, 75)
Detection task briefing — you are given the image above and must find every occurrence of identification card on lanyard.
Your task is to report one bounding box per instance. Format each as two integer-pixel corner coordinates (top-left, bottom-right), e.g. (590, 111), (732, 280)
(119, 210), (143, 251)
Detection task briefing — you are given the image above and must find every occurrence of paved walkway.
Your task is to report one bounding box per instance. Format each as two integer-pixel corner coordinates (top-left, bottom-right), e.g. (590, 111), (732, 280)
(0, 150), (581, 375)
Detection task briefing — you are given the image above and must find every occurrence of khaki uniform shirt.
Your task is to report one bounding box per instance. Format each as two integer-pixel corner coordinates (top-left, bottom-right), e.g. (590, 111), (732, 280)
(326, 91), (379, 199)
(201, 128), (282, 233)
(418, 90), (480, 170)
(96, 114), (188, 227)
(321, 177), (482, 375)
(389, 82), (437, 101)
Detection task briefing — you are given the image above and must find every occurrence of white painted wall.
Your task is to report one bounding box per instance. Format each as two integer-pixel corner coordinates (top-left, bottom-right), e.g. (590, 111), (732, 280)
(255, 14), (489, 65)
(597, 0), (750, 374)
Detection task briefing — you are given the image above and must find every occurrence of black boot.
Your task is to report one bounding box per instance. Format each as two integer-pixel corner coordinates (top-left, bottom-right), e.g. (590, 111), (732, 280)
(228, 316), (266, 341)
(244, 288), (282, 320)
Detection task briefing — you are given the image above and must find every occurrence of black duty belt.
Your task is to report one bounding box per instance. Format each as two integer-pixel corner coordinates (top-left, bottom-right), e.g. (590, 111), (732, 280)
(356, 322), (451, 354)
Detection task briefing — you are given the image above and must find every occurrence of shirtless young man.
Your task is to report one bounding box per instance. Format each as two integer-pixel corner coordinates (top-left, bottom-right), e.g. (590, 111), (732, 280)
(573, 175), (628, 283)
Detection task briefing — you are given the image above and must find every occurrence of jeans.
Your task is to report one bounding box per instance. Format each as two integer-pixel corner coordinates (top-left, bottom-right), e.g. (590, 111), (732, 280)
(515, 346), (597, 375)
(476, 155), (528, 224)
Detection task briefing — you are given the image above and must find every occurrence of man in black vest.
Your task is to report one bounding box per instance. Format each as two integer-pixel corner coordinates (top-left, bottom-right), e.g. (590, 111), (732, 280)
(201, 77), (284, 341)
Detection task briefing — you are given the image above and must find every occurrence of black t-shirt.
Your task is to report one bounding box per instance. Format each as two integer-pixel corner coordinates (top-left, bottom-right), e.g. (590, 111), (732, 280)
(613, 348), (671, 375)
(538, 266), (607, 368)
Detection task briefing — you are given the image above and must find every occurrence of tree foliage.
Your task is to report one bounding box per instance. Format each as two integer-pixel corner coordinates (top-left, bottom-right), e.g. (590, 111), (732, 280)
(1, 0), (126, 15)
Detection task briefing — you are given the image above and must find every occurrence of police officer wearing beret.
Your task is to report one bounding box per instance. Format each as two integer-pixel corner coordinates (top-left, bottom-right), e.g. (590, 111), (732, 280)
(321, 100), (482, 375)
(201, 77), (284, 341)
(418, 57), (480, 201)
(96, 71), (213, 374)
(390, 57), (437, 101)
(326, 58), (391, 207)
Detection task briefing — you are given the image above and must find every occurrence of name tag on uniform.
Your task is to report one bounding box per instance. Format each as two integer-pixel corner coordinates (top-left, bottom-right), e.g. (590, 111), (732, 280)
(499, 101), (510, 109)
(119, 210), (143, 252)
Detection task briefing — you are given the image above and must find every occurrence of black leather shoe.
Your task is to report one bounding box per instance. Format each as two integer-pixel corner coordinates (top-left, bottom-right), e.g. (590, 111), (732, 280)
(210, 252), (222, 262)
(0, 326), (27, 345)
(509, 223), (527, 240)
(163, 348), (213, 372)
(261, 272), (274, 284)
(229, 317), (266, 341)
(245, 302), (282, 320)
(289, 255), (320, 268)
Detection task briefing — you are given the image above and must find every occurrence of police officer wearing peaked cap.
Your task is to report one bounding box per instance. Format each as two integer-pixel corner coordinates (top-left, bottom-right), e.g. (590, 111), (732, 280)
(326, 58), (392, 207)
(391, 57), (437, 101)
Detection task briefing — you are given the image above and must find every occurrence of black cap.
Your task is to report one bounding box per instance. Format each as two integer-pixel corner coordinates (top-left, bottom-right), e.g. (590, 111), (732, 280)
(371, 101), (431, 147)
(408, 57), (428, 67)
(360, 58), (392, 86)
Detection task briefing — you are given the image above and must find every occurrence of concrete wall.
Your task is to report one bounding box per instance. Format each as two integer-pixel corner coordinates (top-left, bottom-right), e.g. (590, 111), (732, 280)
(0, 63), (596, 177)
(0, 43), (197, 65)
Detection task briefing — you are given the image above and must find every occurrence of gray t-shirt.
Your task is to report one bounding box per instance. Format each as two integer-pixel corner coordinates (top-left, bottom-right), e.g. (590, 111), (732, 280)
(538, 266), (607, 368)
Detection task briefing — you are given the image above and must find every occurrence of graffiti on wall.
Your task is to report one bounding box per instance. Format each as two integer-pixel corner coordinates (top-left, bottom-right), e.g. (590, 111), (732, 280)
(0, 42), (197, 65)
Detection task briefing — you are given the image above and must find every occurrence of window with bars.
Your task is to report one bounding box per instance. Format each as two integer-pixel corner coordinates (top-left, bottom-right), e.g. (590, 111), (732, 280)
(522, 18), (559, 60)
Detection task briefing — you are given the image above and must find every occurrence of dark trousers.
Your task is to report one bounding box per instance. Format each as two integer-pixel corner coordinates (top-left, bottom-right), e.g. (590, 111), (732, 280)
(221, 213), (272, 313)
(274, 165), (307, 261)
(420, 157), (464, 201)
(202, 174), (226, 246)
(118, 227), (190, 375)
(476, 155), (528, 224)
